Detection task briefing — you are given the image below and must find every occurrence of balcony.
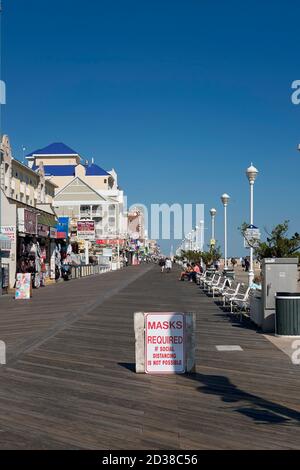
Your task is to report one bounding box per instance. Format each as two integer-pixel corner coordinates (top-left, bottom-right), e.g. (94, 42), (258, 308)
(92, 210), (103, 217)
(80, 210), (91, 218)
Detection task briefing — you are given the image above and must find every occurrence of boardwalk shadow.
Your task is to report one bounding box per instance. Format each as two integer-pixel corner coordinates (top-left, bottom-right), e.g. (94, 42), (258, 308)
(186, 372), (300, 426)
(118, 362), (136, 372)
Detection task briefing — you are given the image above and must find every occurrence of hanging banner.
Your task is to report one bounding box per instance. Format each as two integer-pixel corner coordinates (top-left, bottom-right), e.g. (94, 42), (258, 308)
(18, 209), (37, 235)
(37, 224), (49, 238)
(49, 227), (57, 239)
(55, 217), (69, 239)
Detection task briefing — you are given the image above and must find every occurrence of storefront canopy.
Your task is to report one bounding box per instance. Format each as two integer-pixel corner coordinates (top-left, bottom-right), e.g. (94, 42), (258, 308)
(37, 212), (57, 227)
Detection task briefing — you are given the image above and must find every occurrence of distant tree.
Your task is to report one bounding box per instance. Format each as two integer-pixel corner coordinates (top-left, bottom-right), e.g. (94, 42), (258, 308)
(201, 245), (222, 268)
(240, 220), (300, 261)
(180, 250), (202, 264)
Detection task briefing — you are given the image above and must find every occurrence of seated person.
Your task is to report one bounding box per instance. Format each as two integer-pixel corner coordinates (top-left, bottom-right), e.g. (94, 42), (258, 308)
(189, 263), (198, 283)
(179, 264), (193, 281)
(250, 275), (262, 290)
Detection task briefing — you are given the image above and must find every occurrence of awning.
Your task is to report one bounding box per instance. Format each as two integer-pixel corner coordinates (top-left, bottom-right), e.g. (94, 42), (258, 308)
(0, 233), (11, 251)
(37, 213), (57, 227)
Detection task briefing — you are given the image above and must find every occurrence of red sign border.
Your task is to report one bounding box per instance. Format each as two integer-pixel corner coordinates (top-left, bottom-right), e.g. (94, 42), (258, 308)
(145, 312), (185, 375)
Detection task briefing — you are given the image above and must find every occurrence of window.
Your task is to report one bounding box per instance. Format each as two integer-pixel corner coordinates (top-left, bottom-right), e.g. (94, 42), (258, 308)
(104, 179), (107, 184)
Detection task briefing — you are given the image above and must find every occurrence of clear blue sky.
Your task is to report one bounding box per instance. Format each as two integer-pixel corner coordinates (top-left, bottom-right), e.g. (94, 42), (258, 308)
(1, 0), (300, 255)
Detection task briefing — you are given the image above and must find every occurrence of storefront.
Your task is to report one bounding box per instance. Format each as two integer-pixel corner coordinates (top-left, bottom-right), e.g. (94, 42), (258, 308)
(0, 232), (12, 295)
(95, 238), (126, 268)
(17, 207), (58, 288)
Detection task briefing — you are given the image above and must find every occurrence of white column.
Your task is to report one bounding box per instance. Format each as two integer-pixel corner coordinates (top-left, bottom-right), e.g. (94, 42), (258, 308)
(200, 220), (204, 252)
(117, 238), (120, 269)
(224, 205), (228, 269)
(85, 240), (89, 265)
(212, 216), (215, 240)
(249, 181), (254, 285)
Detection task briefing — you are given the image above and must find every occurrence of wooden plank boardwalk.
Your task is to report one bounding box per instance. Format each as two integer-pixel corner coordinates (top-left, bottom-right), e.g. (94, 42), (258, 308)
(0, 264), (300, 449)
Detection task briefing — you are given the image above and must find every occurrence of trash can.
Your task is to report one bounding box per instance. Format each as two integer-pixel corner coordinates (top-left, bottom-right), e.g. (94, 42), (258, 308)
(275, 292), (300, 336)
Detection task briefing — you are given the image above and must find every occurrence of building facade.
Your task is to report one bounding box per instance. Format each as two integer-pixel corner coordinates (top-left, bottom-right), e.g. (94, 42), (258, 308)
(26, 143), (128, 239)
(0, 135), (58, 291)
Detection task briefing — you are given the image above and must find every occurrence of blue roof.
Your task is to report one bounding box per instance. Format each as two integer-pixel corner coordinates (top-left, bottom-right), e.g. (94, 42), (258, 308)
(33, 165), (76, 176)
(86, 163), (110, 176)
(27, 142), (78, 157)
(32, 163), (109, 177)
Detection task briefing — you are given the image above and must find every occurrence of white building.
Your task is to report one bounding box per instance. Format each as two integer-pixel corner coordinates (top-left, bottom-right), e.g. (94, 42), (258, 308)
(26, 142), (128, 239)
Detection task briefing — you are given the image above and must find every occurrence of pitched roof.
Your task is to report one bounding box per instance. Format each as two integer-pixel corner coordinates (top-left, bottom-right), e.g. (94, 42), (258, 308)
(27, 142), (78, 157)
(55, 177), (108, 202)
(85, 163), (110, 176)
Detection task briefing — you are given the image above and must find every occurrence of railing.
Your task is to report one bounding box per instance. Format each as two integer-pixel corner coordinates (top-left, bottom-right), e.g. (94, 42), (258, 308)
(70, 264), (111, 279)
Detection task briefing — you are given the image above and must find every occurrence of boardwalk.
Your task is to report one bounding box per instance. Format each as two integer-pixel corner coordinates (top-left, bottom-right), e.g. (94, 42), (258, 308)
(0, 264), (300, 449)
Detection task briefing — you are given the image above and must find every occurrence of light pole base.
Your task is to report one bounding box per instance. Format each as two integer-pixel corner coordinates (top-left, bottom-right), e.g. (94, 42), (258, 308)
(248, 270), (254, 286)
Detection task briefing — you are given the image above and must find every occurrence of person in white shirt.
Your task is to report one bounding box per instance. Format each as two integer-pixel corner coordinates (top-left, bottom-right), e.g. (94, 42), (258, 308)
(165, 258), (172, 272)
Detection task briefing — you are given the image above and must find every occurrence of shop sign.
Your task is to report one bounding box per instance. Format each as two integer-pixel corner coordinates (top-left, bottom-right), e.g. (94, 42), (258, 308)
(77, 220), (95, 240)
(1, 226), (16, 244)
(103, 248), (113, 257)
(37, 224), (49, 238)
(18, 208), (37, 235)
(244, 228), (261, 249)
(15, 273), (32, 300)
(49, 227), (57, 239)
(96, 239), (124, 245)
(145, 313), (185, 374)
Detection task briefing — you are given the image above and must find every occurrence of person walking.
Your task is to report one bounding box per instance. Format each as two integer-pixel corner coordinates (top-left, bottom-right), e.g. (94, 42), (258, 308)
(165, 258), (172, 273)
(159, 258), (166, 273)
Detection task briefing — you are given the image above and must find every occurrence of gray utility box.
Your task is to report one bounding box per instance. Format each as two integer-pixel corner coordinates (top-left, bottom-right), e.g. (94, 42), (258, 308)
(260, 258), (299, 332)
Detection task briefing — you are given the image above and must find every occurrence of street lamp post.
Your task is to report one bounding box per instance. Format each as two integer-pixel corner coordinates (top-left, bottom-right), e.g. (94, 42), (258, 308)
(210, 208), (217, 243)
(195, 226), (199, 251)
(188, 232), (192, 250)
(246, 164), (259, 286)
(221, 194), (230, 270)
